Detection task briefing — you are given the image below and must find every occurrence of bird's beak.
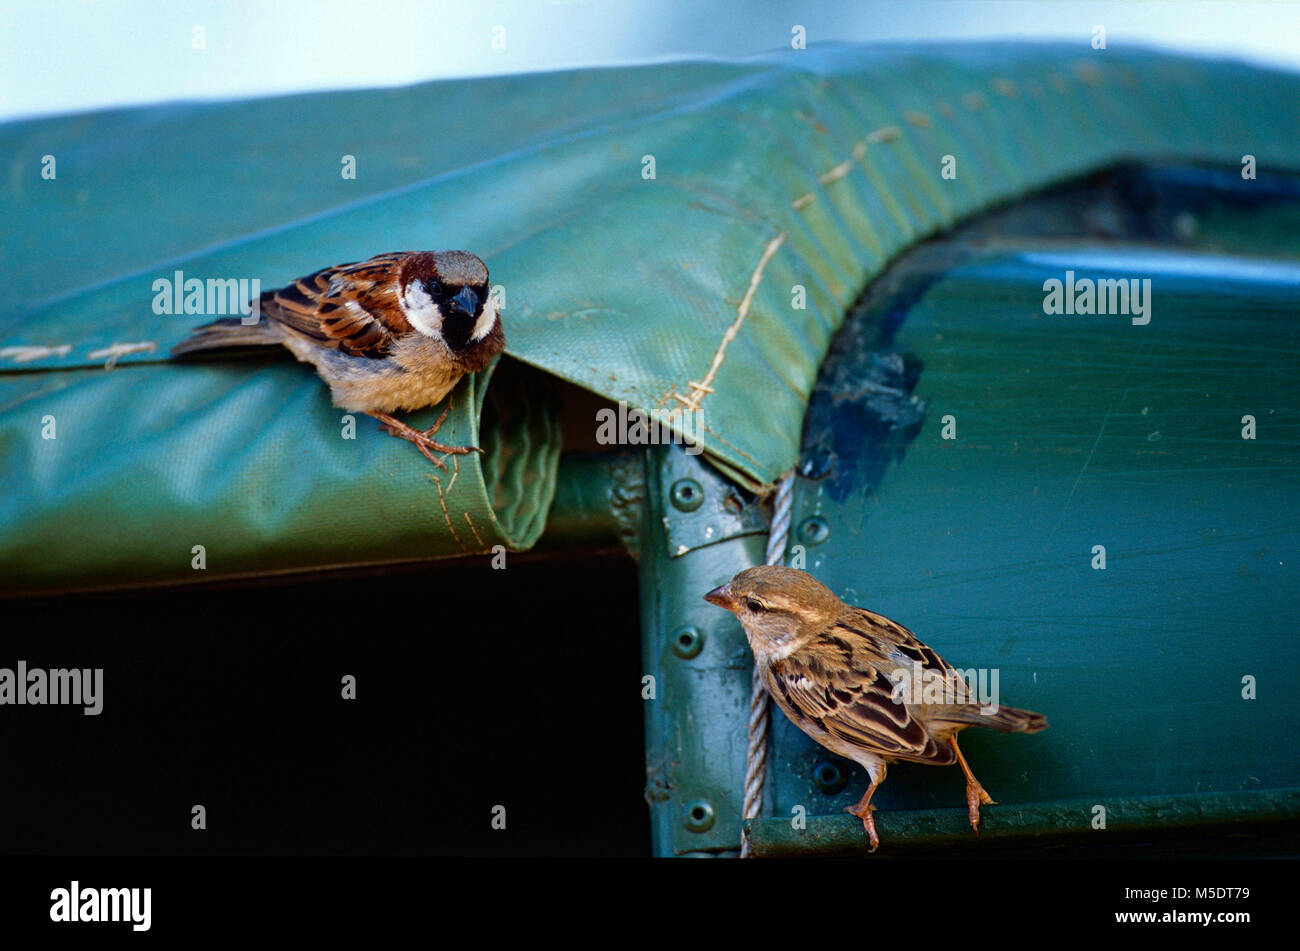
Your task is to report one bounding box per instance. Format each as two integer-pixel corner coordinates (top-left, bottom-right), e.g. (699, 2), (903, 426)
(448, 286), (480, 317)
(703, 583), (736, 611)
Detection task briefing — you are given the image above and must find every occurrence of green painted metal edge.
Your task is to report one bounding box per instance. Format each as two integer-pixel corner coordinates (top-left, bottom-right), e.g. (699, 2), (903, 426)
(747, 789), (1300, 857)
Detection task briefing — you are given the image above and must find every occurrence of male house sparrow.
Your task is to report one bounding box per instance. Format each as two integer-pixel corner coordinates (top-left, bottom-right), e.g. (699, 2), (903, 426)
(172, 251), (504, 467)
(705, 566), (1047, 851)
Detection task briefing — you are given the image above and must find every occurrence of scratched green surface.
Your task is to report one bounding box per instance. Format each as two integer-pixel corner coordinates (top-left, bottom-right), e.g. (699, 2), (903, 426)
(3, 43), (1300, 591)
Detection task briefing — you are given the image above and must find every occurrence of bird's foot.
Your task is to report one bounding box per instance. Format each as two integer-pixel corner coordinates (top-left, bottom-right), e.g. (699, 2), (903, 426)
(949, 735), (994, 836)
(371, 407), (483, 470)
(844, 802), (880, 852)
(965, 781), (995, 835)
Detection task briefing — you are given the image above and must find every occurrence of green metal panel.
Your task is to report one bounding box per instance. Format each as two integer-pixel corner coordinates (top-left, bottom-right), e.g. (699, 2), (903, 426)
(730, 170), (1300, 855)
(637, 446), (767, 855)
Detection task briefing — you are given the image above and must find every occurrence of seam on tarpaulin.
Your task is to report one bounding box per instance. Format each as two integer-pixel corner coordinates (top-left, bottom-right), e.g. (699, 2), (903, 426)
(702, 424), (762, 469)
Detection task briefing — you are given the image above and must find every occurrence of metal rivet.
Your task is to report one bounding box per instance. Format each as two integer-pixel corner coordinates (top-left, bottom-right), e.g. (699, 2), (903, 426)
(671, 625), (704, 659)
(683, 799), (715, 833)
(798, 516), (830, 545)
(670, 478), (704, 512)
(813, 760), (848, 794)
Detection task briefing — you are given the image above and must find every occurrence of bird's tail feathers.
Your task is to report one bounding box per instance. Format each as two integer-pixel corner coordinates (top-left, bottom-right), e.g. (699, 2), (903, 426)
(171, 316), (279, 356)
(942, 704), (1048, 734)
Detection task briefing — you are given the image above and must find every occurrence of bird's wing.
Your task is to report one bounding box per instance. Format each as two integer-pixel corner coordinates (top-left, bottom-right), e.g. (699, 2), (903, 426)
(258, 253), (414, 357)
(839, 608), (958, 680)
(848, 608), (1048, 735)
(768, 614), (957, 766)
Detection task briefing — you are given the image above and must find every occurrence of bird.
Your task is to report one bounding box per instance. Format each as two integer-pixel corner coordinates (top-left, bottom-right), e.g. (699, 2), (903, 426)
(171, 250), (505, 468)
(704, 565), (1047, 851)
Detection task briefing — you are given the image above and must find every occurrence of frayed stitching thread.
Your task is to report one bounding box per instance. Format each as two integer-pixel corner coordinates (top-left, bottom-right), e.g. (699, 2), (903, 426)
(0, 345), (73, 362)
(430, 469), (469, 553)
(675, 64), (1097, 418)
(675, 231), (787, 414)
(1, 341), (157, 369)
(87, 341), (157, 369)
(462, 511), (485, 548)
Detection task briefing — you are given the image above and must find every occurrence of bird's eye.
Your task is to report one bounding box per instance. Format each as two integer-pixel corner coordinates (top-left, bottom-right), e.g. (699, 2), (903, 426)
(424, 278), (443, 298)
(745, 598), (766, 613)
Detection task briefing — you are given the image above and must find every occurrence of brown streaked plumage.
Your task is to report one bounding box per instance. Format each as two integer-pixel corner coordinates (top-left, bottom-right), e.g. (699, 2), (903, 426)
(172, 251), (505, 468)
(705, 565), (1047, 851)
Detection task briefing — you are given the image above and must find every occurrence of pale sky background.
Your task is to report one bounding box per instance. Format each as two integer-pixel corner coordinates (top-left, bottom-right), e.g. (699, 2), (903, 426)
(3, 0), (1299, 122)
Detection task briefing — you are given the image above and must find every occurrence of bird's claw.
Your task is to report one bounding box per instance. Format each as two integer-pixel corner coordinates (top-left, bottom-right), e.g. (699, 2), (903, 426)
(845, 802), (880, 852)
(372, 412), (482, 469)
(966, 782), (995, 836)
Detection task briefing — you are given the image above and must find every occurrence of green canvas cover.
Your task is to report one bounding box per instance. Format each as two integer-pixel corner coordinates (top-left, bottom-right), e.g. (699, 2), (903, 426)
(3, 43), (1298, 592)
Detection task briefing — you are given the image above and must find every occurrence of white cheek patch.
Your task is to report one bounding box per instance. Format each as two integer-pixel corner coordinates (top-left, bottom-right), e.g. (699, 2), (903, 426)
(400, 281), (442, 338)
(470, 294), (498, 343)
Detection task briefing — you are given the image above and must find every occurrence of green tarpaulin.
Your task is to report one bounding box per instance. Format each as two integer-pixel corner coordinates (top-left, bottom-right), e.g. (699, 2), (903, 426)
(3, 43), (1299, 592)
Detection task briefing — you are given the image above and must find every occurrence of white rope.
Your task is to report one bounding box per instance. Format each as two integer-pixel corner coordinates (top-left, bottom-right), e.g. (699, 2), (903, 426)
(740, 470), (795, 858)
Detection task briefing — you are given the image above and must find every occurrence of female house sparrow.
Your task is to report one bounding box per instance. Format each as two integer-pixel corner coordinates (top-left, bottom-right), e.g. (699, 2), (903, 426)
(705, 566), (1047, 851)
(172, 251), (504, 467)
